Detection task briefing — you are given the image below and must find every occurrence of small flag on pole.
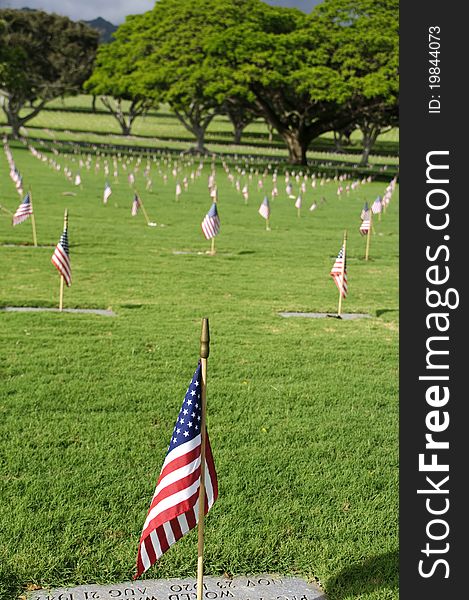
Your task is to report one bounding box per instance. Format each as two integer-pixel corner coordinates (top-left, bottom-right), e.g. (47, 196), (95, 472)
(135, 361), (218, 578)
(51, 217), (71, 287)
(131, 193), (141, 216)
(330, 244), (347, 298)
(295, 195), (302, 209)
(258, 196), (271, 220)
(371, 196), (383, 214)
(360, 202), (369, 221)
(201, 202), (220, 240)
(12, 192), (33, 226)
(103, 182), (112, 204)
(359, 203), (371, 236)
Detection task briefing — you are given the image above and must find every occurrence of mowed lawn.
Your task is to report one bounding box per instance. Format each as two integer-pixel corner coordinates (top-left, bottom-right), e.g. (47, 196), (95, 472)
(0, 140), (398, 600)
(0, 95), (399, 166)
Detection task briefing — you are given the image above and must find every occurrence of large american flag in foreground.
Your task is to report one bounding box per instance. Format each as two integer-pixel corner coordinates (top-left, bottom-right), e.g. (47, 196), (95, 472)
(330, 245), (348, 298)
(12, 192), (33, 226)
(135, 363), (218, 578)
(51, 223), (71, 286)
(201, 202), (220, 240)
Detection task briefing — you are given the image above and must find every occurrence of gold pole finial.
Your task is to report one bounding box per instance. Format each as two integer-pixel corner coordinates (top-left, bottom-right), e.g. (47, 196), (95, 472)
(200, 317), (210, 359)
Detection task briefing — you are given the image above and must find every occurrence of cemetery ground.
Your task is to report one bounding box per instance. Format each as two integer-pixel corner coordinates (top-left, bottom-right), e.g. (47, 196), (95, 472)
(0, 117), (398, 600)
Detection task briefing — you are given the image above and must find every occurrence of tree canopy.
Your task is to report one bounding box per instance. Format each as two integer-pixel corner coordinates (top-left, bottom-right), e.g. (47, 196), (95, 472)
(0, 9), (99, 137)
(2, 0), (398, 163)
(84, 14), (154, 135)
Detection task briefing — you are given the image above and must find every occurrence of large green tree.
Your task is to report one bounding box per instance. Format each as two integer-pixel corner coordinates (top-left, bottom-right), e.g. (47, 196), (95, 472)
(103, 0), (275, 153)
(0, 9), (99, 137)
(130, 0), (255, 153)
(84, 14), (155, 136)
(316, 0), (399, 165)
(207, 0), (398, 164)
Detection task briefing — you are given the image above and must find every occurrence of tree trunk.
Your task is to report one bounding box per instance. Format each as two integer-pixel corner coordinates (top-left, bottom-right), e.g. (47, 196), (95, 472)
(120, 122), (131, 136)
(4, 106), (22, 138)
(233, 123), (244, 144)
(193, 125), (206, 153)
(91, 95), (97, 113)
(8, 115), (21, 139)
(333, 131), (344, 152)
(359, 128), (379, 167)
(283, 132), (308, 165)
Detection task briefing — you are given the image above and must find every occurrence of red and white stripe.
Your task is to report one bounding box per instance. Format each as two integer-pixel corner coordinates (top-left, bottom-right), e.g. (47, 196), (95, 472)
(136, 433), (217, 578)
(12, 203), (32, 226)
(330, 247), (348, 298)
(359, 219), (371, 235)
(201, 217), (220, 240)
(51, 243), (72, 286)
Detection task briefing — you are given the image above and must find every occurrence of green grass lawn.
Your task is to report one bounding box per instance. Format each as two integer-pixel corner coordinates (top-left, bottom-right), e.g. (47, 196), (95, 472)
(0, 95), (399, 167)
(0, 137), (398, 600)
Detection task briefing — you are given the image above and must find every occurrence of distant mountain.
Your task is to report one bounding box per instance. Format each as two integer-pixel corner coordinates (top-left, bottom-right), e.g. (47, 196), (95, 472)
(83, 17), (117, 43)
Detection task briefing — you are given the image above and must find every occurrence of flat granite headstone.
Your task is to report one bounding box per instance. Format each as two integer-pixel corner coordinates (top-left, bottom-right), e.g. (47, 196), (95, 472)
(27, 574), (326, 600)
(1, 306), (117, 317)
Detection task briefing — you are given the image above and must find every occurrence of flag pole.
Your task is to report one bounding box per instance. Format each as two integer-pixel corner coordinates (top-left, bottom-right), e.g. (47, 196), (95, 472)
(338, 230), (347, 317)
(266, 217), (270, 231)
(210, 238), (215, 255)
(135, 189), (151, 225)
(59, 209), (68, 311)
(365, 210), (372, 261)
(197, 317), (210, 600)
(29, 188), (38, 247)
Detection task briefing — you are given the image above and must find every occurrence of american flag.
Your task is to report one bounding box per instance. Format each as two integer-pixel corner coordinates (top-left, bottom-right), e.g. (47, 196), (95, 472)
(51, 221), (71, 287)
(360, 203), (371, 235)
(131, 193), (141, 216)
(103, 182), (112, 204)
(360, 202), (369, 220)
(135, 363), (218, 578)
(201, 202), (220, 240)
(258, 196), (270, 220)
(371, 196), (382, 214)
(330, 244), (348, 298)
(12, 192), (33, 226)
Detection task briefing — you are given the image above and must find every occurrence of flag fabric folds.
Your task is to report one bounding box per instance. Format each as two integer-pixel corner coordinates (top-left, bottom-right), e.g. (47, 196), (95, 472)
(258, 196), (270, 220)
(131, 193), (141, 216)
(135, 363), (218, 578)
(103, 182), (112, 204)
(360, 202), (369, 221)
(201, 202), (220, 240)
(12, 192), (33, 226)
(330, 244), (348, 298)
(359, 203), (371, 235)
(51, 222), (71, 286)
(371, 196), (383, 214)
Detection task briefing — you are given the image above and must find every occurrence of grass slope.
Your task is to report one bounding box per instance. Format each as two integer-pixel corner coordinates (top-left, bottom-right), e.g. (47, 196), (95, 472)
(0, 96), (399, 166)
(0, 140), (398, 600)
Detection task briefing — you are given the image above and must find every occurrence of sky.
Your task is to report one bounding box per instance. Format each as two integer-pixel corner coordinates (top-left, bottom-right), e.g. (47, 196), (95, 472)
(0, 0), (323, 24)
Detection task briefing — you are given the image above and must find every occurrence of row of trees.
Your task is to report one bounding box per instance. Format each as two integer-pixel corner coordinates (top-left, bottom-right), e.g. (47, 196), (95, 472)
(0, 0), (398, 165)
(85, 0), (398, 165)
